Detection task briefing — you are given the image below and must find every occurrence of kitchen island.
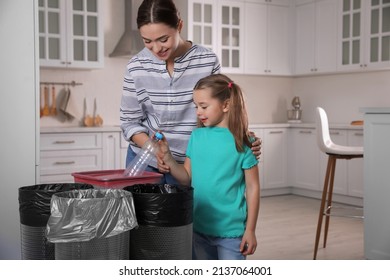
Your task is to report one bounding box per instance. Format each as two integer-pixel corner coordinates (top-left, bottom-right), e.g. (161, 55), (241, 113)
(361, 107), (390, 260)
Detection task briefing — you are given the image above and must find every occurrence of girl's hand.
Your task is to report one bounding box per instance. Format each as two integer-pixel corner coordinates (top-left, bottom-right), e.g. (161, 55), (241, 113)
(156, 134), (172, 173)
(156, 133), (192, 186)
(240, 230), (257, 256)
(249, 131), (262, 160)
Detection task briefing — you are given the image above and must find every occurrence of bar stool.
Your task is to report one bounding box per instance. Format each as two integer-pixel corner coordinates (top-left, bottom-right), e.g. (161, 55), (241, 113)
(313, 107), (364, 260)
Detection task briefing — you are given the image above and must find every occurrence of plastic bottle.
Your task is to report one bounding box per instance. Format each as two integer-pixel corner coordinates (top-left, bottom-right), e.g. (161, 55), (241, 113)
(123, 132), (163, 176)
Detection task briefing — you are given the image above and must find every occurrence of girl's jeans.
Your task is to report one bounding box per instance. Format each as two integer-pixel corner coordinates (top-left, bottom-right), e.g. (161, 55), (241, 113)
(192, 231), (246, 260)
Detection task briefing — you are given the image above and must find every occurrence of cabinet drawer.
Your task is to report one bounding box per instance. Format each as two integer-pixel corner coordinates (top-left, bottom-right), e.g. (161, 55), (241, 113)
(40, 174), (75, 184)
(40, 150), (102, 175)
(41, 133), (102, 150)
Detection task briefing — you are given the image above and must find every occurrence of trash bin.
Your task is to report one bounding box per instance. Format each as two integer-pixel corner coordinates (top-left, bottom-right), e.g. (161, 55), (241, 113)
(18, 183), (93, 260)
(46, 189), (138, 260)
(124, 184), (193, 260)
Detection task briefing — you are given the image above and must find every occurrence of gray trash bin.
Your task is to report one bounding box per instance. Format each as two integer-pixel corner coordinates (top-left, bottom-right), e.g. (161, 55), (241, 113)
(18, 183), (93, 260)
(46, 189), (138, 260)
(124, 184), (193, 260)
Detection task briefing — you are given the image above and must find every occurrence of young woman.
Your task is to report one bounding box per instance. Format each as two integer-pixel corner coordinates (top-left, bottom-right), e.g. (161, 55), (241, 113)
(120, 0), (261, 184)
(157, 74), (260, 260)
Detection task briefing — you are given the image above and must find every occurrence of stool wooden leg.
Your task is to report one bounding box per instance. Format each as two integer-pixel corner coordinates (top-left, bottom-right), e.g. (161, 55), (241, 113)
(313, 155), (332, 260)
(323, 156), (336, 248)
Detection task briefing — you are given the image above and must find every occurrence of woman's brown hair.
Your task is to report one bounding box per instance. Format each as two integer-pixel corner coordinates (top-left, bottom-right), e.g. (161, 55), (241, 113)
(193, 74), (251, 152)
(137, 0), (181, 29)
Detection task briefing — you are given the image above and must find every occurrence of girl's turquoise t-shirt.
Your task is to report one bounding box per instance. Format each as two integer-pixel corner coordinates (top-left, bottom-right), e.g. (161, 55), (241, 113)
(186, 126), (258, 238)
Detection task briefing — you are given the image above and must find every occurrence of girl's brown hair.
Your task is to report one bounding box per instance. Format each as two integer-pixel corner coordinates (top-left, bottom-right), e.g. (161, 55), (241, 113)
(193, 74), (251, 152)
(137, 0), (181, 29)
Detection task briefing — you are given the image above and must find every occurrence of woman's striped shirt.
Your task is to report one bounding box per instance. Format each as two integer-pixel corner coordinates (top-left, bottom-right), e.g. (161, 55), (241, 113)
(120, 44), (221, 166)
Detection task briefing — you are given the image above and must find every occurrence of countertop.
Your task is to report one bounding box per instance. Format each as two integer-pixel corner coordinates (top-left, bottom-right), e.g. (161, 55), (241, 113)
(40, 126), (122, 133)
(286, 122), (363, 130)
(40, 122), (363, 133)
(249, 122), (363, 130)
(360, 107), (390, 114)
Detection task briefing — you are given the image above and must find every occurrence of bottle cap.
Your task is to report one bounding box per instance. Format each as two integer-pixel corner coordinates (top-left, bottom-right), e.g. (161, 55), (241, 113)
(154, 132), (163, 140)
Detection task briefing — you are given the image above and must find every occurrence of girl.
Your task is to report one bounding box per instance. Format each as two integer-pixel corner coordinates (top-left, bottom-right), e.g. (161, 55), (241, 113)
(157, 73), (260, 260)
(119, 0), (262, 184)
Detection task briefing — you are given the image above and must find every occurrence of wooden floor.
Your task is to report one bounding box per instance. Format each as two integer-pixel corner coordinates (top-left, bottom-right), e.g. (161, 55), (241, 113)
(248, 195), (364, 260)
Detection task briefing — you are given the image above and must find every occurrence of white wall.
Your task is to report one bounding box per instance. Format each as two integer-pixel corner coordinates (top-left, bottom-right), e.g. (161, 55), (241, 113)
(292, 70), (390, 124)
(0, 0), (38, 259)
(230, 75), (293, 124)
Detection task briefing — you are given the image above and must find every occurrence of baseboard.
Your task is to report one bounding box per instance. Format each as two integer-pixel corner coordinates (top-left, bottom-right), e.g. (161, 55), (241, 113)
(261, 186), (363, 207)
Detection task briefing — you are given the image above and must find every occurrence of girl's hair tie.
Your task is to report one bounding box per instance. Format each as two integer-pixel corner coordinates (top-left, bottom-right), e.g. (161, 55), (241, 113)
(228, 82), (233, 88)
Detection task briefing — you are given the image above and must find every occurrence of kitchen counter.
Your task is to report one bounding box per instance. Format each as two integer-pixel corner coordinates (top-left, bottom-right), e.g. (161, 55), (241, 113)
(40, 122), (363, 134)
(360, 107), (390, 114)
(250, 122), (363, 130)
(40, 126), (122, 133)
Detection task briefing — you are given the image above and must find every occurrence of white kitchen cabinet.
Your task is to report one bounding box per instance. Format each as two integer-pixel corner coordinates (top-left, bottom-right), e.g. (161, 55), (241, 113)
(189, 0), (291, 75)
(38, 0), (104, 69)
(102, 132), (121, 170)
(339, 0), (390, 71)
(40, 149), (102, 183)
(244, 0), (291, 75)
(120, 136), (129, 169)
(188, 0), (217, 51)
(295, 0), (338, 75)
(290, 126), (364, 198)
(217, 1), (244, 73)
(188, 0), (244, 73)
(347, 129), (364, 197)
(289, 127), (321, 191)
(40, 132), (103, 183)
(262, 128), (288, 189)
(251, 0), (291, 4)
(40, 129), (124, 183)
(294, 0), (315, 4)
(319, 129), (348, 195)
(320, 128), (364, 198)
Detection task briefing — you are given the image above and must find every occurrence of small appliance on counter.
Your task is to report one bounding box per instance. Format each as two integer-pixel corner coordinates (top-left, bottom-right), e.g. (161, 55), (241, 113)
(287, 96), (302, 123)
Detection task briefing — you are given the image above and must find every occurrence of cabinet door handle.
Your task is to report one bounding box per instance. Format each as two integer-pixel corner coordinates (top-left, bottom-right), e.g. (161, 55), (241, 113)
(354, 132), (364, 136)
(54, 161), (76, 165)
(269, 130), (283, 134)
(54, 140), (76, 144)
(330, 131), (340, 135)
(299, 130), (312, 134)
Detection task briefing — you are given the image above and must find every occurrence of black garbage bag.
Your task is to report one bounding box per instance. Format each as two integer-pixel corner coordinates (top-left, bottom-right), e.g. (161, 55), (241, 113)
(46, 189), (138, 260)
(18, 183), (93, 260)
(124, 184), (193, 260)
